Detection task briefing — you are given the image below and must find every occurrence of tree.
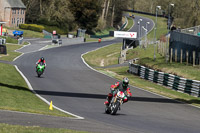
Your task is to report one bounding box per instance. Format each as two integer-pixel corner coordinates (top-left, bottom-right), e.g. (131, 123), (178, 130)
(69, 0), (101, 33)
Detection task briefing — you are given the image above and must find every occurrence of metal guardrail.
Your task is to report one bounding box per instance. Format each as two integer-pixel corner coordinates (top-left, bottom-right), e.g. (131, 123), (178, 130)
(129, 63), (200, 97)
(181, 25), (200, 36)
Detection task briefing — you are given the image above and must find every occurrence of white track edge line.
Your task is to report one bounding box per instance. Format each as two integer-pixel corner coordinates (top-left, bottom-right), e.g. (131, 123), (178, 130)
(14, 65), (84, 119)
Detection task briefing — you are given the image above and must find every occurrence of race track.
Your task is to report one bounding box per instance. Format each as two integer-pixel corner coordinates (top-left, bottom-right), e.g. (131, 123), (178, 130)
(13, 16), (200, 133)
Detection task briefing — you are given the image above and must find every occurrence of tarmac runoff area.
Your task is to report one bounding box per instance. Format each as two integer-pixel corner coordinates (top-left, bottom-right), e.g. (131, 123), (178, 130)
(0, 110), (135, 133)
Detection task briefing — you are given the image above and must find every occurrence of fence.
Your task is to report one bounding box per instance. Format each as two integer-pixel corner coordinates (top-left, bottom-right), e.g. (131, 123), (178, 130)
(169, 31), (200, 65)
(129, 63), (200, 97)
(43, 30), (52, 39)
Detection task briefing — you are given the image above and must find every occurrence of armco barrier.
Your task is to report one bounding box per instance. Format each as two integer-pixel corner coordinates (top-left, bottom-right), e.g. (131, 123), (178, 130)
(129, 63), (200, 97)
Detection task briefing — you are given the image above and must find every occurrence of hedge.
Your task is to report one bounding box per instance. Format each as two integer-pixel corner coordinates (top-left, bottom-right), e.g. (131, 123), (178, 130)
(19, 24), (44, 32)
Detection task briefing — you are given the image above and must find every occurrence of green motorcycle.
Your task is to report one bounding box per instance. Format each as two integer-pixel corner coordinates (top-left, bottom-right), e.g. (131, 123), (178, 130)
(36, 62), (45, 77)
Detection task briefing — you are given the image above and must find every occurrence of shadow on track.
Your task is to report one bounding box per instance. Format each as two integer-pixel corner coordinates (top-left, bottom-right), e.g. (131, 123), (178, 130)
(34, 90), (183, 104)
(0, 82), (31, 92)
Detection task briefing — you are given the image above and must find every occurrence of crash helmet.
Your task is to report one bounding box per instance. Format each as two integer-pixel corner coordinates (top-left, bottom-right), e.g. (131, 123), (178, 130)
(110, 85), (116, 90)
(40, 57), (44, 62)
(122, 77), (129, 87)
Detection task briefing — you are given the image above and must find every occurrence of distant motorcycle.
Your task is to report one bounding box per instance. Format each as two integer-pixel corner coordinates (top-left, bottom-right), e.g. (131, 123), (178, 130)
(36, 62), (45, 77)
(105, 90), (125, 115)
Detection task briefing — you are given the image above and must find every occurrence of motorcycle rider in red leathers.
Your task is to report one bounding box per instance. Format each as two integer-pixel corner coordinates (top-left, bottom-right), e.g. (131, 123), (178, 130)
(104, 77), (132, 105)
(36, 57), (46, 68)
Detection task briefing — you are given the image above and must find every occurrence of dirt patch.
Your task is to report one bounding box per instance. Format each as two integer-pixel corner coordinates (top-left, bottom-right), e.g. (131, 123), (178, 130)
(100, 59), (104, 67)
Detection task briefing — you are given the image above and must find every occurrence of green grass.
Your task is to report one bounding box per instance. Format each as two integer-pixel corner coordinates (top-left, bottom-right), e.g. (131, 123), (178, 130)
(131, 12), (168, 41)
(0, 41), (89, 133)
(5, 27), (44, 38)
(123, 17), (134, 31)
(102, 66), (200, 106)
(82, 40), (200, 107)
(83, 43), (121, 67)
(44, 25), (68, 35)
(20, 29), (44, 38)
(0, 44), (73, 117)
(0, 123), (89, 133)
(0, 63), (72, 117)
(127, 45), (200, 80)
(0, 36), (18, 44)
(95, 27), (115, 36)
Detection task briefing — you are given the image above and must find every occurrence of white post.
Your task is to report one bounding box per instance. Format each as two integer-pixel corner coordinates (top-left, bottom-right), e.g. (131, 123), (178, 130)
(146, 22), (150, 46)
(153, 6), (161, 61)
(138, 19), (142, 48)
(166, 3), (174, 63)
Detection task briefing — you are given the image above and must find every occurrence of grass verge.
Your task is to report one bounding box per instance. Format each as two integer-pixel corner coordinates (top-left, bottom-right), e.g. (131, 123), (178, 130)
(0, 44), (73, 117)
(130, 12), (168, 41)
(83, 43), (200, 107)
(0, 123), (89, 133)
(0, 44), (22, 61)
(123, 17), (134, 31)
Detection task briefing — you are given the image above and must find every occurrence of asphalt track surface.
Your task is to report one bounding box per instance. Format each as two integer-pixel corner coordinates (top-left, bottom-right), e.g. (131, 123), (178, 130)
(1, 16), (200, 133)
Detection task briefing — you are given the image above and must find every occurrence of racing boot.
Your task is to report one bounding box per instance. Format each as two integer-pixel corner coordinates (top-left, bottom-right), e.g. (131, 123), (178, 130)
(104, 93), (113, 105)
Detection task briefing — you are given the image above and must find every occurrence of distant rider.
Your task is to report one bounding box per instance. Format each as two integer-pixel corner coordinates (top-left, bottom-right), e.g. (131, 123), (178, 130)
(104, 77), (132, 105)
(36, 57), (46, 68)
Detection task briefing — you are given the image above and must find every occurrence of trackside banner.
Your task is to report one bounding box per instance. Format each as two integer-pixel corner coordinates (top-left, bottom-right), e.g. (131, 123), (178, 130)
(114, 31), (137, 38)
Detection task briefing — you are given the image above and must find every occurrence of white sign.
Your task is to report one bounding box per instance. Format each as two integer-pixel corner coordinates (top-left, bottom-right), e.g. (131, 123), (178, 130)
(114, 31), (137, 38)
(53, 30), (56, 35)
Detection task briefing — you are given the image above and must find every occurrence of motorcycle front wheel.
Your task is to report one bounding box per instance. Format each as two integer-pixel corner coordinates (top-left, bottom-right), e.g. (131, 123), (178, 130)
(110, 102), (120, 115)
(37, 70), (43, 77)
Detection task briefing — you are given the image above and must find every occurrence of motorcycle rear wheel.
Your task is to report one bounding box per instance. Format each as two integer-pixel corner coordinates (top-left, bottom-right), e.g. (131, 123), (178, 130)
(105, 105), (111, 114)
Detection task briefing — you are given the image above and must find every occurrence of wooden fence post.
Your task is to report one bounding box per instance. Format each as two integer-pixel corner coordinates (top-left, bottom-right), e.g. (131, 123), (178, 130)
(175, 49), (177, 62)
(170, 48), (173, 63)
(199, 52), (200, 66)
(193, 51), (196, 66)
(186, 51), (189, 65)
(180, 49), (183, 64)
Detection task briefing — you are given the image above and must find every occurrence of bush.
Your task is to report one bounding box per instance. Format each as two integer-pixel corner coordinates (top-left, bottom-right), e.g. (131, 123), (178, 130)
(36, 18), (59, 27)
(19, 23), (68, 35)
(19, 24), (29, 29)
(19, 24), (44, 32)
(44, 25), (68, 35)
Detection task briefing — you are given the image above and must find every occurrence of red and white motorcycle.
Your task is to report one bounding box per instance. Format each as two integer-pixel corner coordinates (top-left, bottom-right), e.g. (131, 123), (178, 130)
(105, 90), (125, 115)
